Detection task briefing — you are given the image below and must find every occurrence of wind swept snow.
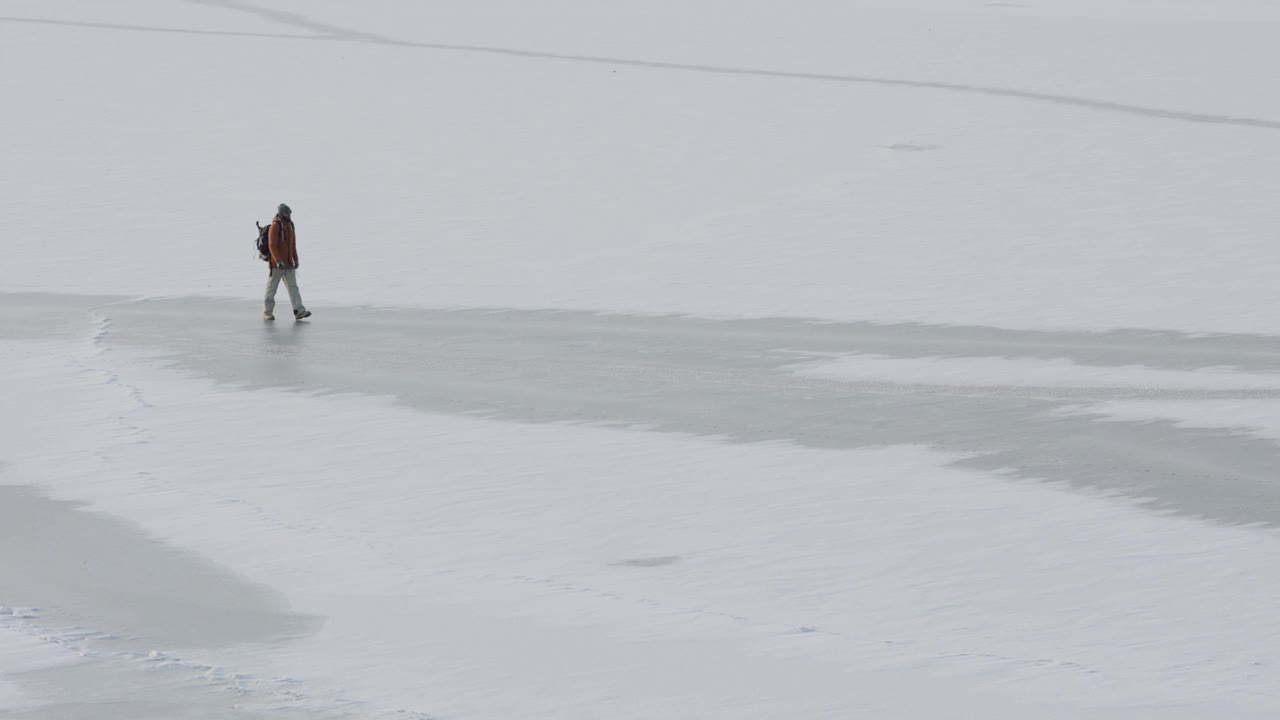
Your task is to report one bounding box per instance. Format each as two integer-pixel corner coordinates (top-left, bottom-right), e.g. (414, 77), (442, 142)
(791, 353), (1280, 392)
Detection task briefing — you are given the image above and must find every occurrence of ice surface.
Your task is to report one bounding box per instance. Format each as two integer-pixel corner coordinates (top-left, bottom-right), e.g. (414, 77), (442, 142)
(4, 1), (1280, 717)
(4, 300), (1280, 717)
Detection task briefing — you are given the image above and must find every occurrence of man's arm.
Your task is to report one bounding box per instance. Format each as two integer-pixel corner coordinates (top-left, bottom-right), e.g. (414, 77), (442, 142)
(268, 221), (284, 267)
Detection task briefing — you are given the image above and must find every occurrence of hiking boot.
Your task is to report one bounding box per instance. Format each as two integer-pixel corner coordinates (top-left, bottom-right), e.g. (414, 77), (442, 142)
(263, 311), (275, 321)
(294, 309), (312, 320)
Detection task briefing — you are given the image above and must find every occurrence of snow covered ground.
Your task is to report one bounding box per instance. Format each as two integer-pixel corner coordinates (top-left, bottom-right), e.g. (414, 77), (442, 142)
(4, 1), (1280, 717)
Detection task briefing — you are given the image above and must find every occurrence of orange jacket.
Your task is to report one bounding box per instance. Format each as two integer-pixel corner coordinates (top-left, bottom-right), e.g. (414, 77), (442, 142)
(268, 215), (298, 268)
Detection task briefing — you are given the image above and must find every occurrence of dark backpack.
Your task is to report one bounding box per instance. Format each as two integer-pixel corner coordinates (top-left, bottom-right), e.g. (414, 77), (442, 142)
(255, 221), (271, 261)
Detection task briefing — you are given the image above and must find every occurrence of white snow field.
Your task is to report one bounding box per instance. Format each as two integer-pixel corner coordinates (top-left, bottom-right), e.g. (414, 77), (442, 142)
(4, 1), (1280, 718)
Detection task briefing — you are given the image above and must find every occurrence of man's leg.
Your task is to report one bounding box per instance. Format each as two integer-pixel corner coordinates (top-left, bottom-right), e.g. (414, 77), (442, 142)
(284, 269), (307, 314)
(264, 267), (283, 315)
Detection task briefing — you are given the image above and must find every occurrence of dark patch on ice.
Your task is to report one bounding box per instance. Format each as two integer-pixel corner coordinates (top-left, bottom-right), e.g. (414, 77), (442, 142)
(11, 293), (1280, 528)
(885, 143), (941, 152)
(614, 555), (681, 568)
(0, 484), (320, 649)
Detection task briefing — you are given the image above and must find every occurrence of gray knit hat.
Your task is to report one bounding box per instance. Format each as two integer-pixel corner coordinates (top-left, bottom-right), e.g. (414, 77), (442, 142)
(277, 203), (292, 216)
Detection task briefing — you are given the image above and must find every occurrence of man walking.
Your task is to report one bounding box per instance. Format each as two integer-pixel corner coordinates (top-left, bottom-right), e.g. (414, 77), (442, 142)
(264, 203), (311, 321)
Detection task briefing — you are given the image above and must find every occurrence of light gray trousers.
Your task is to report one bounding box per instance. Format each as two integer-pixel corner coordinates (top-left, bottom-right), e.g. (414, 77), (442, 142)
(265, 267), (306, 314)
